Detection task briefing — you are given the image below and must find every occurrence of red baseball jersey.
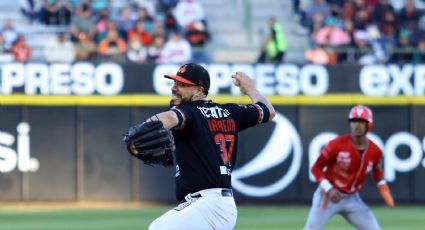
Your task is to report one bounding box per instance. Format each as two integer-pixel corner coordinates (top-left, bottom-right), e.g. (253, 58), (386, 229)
(311, 134), (384, 193)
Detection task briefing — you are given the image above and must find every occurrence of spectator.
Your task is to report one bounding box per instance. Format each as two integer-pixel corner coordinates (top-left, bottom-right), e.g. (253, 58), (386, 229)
(257, 17), (287, 63)
(332, 19), (358, 62)
(57, 0), (73, 25)
(19, 0), (43, 23)
(158, 32), (191, 64)
(353, 30), (372, 64)
(352, 30), (386, 64)
(373, 0), (395, 23)
(413, 38), (425, 63)
(94, 13), (117, 43)
(0, 34), (14, 62)
(126, 33), (148, 63)
(1, 19), (19, 51)
(343, 19), (356, 46)
(44, 32), (76, 63)
(158, 0), (179, 12)
(308, 13), (326, 47)
(116, 7), (134, 41)
(132, 0), (157, 17)
(301, 0), (331, 31)
(91, 0), (110, 15)
(147, 35), (165, 63)
(412, 15), (425, 46)
(40, 0), (72, 25)
(398, 0), (420, 32)
(314, 17), (351, 47)
(344, 1), (371, 25)
(299, 0), (424, 64)
(164, 7), (178, 37)
(327, 0), (345, 17)
(378, 9), (397, 48)
(174, 0), (205, 29)
(185, 21), (210, 62)
(98, 30), (127, 62)
(390, 29), (414, 63)
(305, 47), (337, 64)
(75, 32), (97, 61)
(293, 0), (301, 16)
(151, 22), (166, 38)
(342, 0), (355, 20)
(70, 3), (96, 42)
(352, 7), (372, 30)
(11, 36), (31, 62)
(127, 20), (152, 47)
(137, 7), (155, 33)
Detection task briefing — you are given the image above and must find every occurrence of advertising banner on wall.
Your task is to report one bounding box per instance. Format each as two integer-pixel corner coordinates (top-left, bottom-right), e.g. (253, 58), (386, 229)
(1, 63), (425, 203)
(1, 105), (425, 203)
(2, 63), (425, 96)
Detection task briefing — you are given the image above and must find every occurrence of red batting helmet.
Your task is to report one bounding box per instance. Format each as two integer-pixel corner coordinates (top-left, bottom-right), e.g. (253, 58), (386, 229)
(348, 105), (373, 131)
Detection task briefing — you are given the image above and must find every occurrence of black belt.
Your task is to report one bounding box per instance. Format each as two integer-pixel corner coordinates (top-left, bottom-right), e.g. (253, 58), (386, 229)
(190, 188), (233, 199)
(221, 188), (233, 197)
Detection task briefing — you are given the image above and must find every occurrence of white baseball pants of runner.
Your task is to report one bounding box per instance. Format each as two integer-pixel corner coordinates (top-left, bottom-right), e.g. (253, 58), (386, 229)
(304, 187), (380, 230)
(149, 188), (237, 230)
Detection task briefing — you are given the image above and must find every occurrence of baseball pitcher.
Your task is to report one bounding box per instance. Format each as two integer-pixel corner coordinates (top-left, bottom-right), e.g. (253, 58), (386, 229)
(124, 63), (275, 230)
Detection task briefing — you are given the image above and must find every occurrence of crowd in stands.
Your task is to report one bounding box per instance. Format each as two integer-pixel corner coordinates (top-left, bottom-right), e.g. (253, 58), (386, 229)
(298, 0), (425, 64)
(0, 0), (210, 64)
(2, 0), (425, 65)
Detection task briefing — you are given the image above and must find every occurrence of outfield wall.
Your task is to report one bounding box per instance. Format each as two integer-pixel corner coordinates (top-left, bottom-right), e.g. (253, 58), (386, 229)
(1, 63), (425, 204)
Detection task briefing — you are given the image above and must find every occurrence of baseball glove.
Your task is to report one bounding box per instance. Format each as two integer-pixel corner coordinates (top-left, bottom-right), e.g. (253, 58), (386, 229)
(123, 120), (174, 167)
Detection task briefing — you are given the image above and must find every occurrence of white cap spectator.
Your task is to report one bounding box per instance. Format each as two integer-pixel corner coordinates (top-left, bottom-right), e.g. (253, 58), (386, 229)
(158, 32), (191, 64)
(1, 19), (19, 51)
(174, 0), (205, 28)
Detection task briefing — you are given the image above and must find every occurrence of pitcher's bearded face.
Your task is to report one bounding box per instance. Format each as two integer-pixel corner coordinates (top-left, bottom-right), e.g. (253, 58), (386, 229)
(170, 81), (198, 105)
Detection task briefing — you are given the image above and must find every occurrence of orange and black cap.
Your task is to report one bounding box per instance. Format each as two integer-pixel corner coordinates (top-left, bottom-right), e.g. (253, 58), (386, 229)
(164, 63), (210, 95)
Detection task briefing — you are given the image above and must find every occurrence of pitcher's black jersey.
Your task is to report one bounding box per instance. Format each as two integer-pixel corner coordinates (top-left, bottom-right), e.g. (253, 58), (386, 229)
(170, 100), (270, 201)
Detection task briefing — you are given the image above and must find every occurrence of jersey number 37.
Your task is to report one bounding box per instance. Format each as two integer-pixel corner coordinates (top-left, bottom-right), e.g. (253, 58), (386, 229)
(214, 133), (235, 165)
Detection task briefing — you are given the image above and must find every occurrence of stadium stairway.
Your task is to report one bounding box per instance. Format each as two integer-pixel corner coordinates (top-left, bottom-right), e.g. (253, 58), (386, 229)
(0, 0), (127, 62)
(0, 1), (67, 62)
(203, 0), (309, 63)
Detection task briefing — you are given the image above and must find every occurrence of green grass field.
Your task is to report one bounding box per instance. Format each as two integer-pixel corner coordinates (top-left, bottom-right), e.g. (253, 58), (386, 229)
(0, 205), (423, 230)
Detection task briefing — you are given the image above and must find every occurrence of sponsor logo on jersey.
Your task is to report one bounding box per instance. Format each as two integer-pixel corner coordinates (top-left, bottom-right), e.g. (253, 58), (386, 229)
(336, 151), (351, 170)
(197, 106), (230, 118)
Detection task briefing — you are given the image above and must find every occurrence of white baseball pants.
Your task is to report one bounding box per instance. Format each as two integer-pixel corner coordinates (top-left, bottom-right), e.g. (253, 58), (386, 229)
(304, 187), (381, 230)
(149, 188), (237, 230)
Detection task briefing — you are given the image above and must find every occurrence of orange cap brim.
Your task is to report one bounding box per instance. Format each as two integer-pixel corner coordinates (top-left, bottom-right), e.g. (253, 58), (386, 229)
(164, 75), (196, 85)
